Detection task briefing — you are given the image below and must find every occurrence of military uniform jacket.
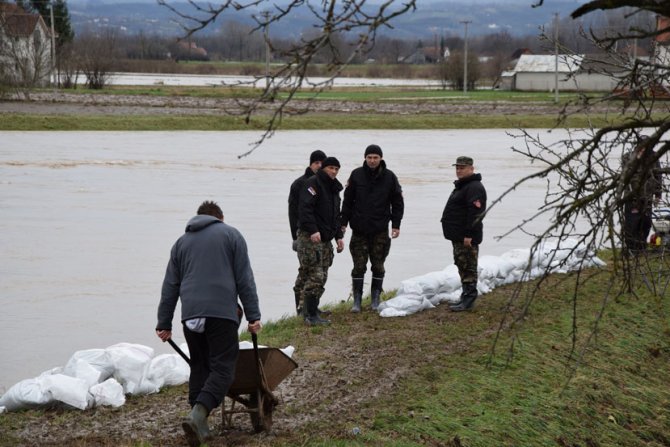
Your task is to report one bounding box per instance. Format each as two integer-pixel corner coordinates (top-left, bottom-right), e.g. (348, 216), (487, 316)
(298, 169), (344, 242)
(341, 160), (404, 235)
(441, 173), (487, 245)
(288, 167), (315, 240)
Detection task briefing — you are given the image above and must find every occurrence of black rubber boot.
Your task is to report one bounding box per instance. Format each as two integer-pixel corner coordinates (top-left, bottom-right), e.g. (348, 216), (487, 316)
(351, 277), (364, 313)
(449, 282), (478, 312)
(371, 277), (383, 311)
(182, 403), (210, 447)
(304, 295), (331, 326)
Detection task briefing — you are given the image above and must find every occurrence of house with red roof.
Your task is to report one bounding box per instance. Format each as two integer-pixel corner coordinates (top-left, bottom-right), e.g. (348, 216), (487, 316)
(0, 3), (53, 87)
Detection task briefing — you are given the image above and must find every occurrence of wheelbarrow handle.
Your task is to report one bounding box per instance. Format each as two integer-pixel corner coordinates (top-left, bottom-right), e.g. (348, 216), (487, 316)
(252, 332), (262, 383)
(167, 338), (190, 365)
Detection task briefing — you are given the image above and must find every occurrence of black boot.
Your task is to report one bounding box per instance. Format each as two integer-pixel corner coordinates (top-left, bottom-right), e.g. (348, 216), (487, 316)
(182, 402), (210, 447)
(351, 277), (364, 313)
(449, 282), (478, 312)
(371, 277), (383, 311)
(304, 295), (331, 326)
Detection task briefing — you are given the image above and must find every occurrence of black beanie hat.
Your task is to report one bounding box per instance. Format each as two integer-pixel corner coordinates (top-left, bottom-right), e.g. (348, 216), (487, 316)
(321, 156), (341, 169)
(310, 150), (327, 164)
(364, 144), (383, 157)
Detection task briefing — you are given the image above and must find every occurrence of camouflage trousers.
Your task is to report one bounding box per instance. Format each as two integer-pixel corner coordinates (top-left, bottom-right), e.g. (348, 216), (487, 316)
(294, 230), (334, 311)
(452, 242), (479, 284)
(349, 231), (391, 278)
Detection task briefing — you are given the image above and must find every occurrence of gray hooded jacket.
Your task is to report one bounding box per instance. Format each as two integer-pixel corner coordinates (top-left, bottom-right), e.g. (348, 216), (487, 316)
(156, 215), (261, 330)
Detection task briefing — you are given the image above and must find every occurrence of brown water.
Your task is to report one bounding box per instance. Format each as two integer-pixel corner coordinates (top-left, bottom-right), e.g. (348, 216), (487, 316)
(0, 129), (558, 390)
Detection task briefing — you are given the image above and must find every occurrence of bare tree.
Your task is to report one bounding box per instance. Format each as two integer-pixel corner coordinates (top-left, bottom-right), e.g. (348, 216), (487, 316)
(158, 0), (417, 155)
(489, 1), (670, 369)
(75, 30), (119, 89)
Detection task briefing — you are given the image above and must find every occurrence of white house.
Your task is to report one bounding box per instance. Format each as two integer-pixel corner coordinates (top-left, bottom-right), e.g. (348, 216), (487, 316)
(0, 3), (53, 87)
(505, 53), (625, 92)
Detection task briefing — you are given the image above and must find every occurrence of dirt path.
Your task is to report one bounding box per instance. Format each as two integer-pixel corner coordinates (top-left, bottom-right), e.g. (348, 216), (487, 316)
(3, 296), (512, 447)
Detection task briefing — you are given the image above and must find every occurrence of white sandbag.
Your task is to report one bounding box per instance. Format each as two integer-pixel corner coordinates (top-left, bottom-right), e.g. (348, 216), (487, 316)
(432, 290), (461, 305)
(105, 343), (154, 395)
(89, 378), (125, 408)
(434, 265), (462, 294)
(500, 248), (531, 270)
(240, 341), (296, 358)
(40, 374), (91, 410)
(378, 293), (434, 317)
(63, 349), (114, 383)
(146, 354), (189, 388)
(396, 271), (446, 298)
(0, 378), (51, 411)
(379, 307), (411, 317)
(64, 358), (104, 388)
(281, 346), (295, 358)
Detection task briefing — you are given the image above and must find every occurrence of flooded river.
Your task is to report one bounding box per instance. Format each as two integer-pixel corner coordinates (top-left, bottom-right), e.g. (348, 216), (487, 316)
(1, 129), (564, 389)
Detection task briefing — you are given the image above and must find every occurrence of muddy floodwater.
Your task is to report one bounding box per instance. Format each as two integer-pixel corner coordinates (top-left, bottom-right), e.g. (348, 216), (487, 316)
(1, 129), (568, 390)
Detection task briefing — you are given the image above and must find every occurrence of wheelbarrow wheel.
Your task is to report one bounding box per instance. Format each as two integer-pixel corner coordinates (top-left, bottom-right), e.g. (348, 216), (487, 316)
(249, 389), (274, 433)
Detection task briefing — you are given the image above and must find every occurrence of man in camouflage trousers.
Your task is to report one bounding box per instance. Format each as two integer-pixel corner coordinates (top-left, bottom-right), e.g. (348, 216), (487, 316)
(341, 144), (404, 312)
(441, 156), (487, 312)
(289, 149), (327, 315)
(297, 156), (345, 325)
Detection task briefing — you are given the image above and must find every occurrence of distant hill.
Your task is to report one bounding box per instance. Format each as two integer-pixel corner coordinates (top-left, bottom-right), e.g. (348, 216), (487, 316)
(67, 0), (581, 38)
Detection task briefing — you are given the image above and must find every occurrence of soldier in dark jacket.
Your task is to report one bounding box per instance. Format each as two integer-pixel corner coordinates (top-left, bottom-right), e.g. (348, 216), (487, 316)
(621, 137), (663, 253)
(297, 156), (345, 325)
(288, 150), (327, 314)
(441, 156), (487, 312)
(341, 144), (404, 312)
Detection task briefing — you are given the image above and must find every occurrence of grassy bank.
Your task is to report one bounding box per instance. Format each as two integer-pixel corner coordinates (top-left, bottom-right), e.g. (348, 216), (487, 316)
(0, 112), (627, 131)
(2, 260), (668, 446)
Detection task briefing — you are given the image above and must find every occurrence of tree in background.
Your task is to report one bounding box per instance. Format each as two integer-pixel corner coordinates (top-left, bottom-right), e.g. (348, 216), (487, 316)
(488, 0), (670, 369)
(158, 0), (417, 153)
(20, 0), (73, 48)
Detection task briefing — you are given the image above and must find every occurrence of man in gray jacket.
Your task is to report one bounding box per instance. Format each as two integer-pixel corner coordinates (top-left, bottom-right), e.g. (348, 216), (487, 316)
(156, 200), (262, 447)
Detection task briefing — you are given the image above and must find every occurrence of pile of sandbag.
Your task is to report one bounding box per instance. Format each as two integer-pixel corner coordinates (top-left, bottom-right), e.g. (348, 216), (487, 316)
(379, 239), (606, 317)
(0, 342), (190, 412)
(0, 341), (295, 413)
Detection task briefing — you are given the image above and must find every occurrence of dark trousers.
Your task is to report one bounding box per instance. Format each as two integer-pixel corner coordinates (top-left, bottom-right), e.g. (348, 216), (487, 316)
(183, 317), (239, 412)
(624, 205), (652, 252)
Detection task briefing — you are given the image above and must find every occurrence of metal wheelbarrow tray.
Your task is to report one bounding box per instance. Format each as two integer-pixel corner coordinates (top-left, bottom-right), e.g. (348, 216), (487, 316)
(222, 340), (298, 433)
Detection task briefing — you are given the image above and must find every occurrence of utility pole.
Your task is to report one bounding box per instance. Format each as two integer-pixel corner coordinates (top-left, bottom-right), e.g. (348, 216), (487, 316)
(554, 12), (559, 104)
(460, 20), (471, 94)
(49, 1), (57, 88)
(262, 10), (271, 89)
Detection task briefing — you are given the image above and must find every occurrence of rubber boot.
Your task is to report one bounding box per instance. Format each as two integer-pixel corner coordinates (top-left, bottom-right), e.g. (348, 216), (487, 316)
(182, 403), (210, 447)
(351, 277), (364, 313)
(304, 295), (331, 326)
(371, 277), (383, 311)
(449, 282), (478, 312)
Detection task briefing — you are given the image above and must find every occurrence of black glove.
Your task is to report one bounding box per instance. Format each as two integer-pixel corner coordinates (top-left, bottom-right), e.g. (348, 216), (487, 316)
(292, 240), (298, 252)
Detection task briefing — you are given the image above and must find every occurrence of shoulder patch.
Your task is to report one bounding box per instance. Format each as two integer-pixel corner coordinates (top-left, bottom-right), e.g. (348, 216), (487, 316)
(473, 199), (482, 209)
(307, 186), (317, 196)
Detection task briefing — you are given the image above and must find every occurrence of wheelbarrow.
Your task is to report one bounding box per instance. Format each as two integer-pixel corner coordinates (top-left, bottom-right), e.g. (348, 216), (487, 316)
(220, 333), (298, 432)
(168, 333), (297, 433)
